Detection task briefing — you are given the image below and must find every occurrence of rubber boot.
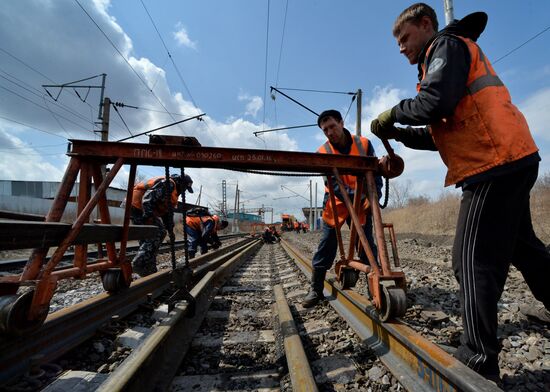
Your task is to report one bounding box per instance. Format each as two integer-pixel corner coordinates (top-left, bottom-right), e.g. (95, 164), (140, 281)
(302, 269), (326, 308)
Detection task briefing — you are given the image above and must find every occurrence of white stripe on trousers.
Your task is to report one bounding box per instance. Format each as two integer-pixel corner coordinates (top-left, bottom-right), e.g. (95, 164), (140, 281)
(462, 182), (492, 370)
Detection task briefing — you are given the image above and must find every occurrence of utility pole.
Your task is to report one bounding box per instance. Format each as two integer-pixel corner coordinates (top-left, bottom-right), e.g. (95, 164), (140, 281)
(232, 185), (239, 233)
(443, 0), (454, 25)
(355, 88), (362, 136)
(100, 97), (110, 142)
(309, 179), (313, 229)
(196, 185), (203, 205)
(221, 180), (227, 217)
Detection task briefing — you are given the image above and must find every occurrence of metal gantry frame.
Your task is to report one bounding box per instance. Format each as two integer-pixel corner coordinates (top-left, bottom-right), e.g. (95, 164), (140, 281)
(0, 138), (405, 334)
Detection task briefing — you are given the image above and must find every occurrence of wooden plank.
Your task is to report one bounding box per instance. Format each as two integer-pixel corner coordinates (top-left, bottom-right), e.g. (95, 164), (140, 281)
(0, 220), (157, 250)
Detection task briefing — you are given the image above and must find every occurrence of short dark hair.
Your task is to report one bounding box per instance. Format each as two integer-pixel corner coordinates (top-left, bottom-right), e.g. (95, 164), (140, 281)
(393, 3), (438, 37)
(317, 109), (343, 127)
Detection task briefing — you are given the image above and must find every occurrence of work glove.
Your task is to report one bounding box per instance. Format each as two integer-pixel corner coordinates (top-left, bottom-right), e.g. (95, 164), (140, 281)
(370, 119), (400, 140)
(168, 230), (176, 243)
(377, 108), (395, 129)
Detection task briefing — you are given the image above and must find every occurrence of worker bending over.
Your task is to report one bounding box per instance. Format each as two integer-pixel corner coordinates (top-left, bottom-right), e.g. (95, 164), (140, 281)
(185, 209), (228, 258)
(131, 174), (194, 277)
(371, 3), (550, 383)
(302, 109), (382, 308)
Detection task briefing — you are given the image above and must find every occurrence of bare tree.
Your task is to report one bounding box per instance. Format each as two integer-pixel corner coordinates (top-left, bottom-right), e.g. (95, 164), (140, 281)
(388, 179), (412, 209)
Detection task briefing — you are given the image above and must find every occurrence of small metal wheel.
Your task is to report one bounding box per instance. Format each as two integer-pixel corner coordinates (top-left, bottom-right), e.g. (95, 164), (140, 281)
(340, 268), (360, 290)
(0, 290), (47, 336)
(102, 269), (130, 293)
(379, 285), (407, 322)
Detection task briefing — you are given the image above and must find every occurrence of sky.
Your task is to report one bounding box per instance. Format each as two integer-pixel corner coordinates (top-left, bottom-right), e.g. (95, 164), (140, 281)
(1, 0), (549, 222)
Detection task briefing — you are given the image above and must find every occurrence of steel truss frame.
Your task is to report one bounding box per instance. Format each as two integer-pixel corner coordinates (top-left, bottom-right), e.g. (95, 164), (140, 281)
(0, 139), (405, 334)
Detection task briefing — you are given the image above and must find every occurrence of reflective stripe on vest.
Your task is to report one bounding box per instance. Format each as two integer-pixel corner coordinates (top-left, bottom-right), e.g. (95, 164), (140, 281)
(317, 135), (371, 227)
(421, 34), (538, 186)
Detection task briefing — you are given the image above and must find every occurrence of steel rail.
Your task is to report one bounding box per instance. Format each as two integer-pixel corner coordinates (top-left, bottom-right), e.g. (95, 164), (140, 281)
(0, 237), (255, 385)
(96, 239), (263, 392)
(0, 233), (247, 272)
(274, 284), (318, 392)
(280, 238), (501, 392)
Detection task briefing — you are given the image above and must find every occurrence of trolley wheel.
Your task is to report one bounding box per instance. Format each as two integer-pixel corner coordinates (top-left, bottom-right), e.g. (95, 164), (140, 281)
(102, 269), (130, 293)
(0, 290), (47, 335)
(379, 285), (407, 322)
(340, 268), (360, 290)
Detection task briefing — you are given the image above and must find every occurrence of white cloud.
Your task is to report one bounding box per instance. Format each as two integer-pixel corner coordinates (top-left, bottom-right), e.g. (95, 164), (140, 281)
(173, 23), (197, 50)
(519, 87), (550, 141)
(0, 128), (66, 181)
(0, 0), (316, 222)
(238, 93), (263, 117)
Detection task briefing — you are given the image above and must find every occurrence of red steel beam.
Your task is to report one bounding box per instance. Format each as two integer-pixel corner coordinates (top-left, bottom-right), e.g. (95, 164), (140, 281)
(68, 140), (379, 174)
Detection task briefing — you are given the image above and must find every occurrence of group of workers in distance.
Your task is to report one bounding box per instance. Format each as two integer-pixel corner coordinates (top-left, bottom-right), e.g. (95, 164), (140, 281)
(128, 2), (549, 385)
(262, 225), (281, 244)
(129, 173), (228, 277)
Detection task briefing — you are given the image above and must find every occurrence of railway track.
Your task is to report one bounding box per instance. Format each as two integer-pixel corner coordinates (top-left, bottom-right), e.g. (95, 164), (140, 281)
(0, 233), (247, 272)
(1, 238), (502, 391)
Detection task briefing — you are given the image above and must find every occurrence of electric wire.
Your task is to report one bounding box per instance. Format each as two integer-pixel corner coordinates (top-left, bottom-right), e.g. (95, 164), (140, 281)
(0, 84), (90, 133)
(261, 0), (271, 131)
(274, 87), (356, 95)
(0, 114), (67, 139)
(0, 47), (99, 128)
(42, 95), (73, 139)
(138, 0), (223, 146)
(275, 0), (289, 88)
(111, 103), (133, 137)
(493, 25), (550, 64)
(0, 72), (96, 129)
(139, 0), (198, 110)
(74, 0), (189, 138)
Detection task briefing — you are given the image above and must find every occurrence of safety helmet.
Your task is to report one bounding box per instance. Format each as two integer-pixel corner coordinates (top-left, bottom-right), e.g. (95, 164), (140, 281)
(171, 173), (194, 193)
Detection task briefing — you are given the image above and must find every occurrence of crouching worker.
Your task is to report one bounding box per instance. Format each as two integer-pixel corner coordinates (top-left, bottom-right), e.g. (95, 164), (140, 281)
(185, 209), (228, 258)
(131, 174), (194, 277)
(302, 109), (382, 308)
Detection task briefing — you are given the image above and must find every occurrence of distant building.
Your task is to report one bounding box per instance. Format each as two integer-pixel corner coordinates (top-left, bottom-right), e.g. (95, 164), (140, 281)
(0, 180), (127, 223)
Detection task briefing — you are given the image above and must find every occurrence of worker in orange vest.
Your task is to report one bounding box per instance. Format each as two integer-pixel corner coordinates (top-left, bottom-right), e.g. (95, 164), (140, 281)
(130, 174), (193, 276)
(185, 209), (228, 258)
(302, 109), (382, 309)
(371, 3), (549, 383)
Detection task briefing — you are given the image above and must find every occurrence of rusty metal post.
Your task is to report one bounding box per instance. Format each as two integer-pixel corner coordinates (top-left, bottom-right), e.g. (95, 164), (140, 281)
(119, 164), (136, 282)
(347, 176), (365, 261)
(326, 171), (346, 262)
(74, 163), (91, 276)
(91, 164), (117, 263)
(40, 158), (124, 278)
(365, 171), (391, 275)
(21, 157), (81, 281)
(332, 168), (380, 276)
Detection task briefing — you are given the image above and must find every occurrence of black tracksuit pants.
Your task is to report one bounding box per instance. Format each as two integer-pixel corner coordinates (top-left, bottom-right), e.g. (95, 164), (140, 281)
(453, 163), (550, 376)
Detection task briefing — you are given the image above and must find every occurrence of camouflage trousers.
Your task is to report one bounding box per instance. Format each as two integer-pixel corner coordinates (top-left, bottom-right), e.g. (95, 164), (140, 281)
(131, 208), (166, 277)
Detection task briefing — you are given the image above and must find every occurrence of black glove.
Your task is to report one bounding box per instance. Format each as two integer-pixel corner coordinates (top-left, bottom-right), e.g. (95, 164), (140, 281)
(168, 231), (176, 243)
(370, 119), (400, 140)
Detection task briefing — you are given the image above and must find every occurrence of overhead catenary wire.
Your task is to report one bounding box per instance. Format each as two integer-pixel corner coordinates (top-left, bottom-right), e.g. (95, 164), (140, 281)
(138, 0), (223, 147)
(0, 70), (97, 128)
(493, 25), (550, 64)
(261, 0), (271, 132)
(0, 46), (99, 130)
(0, 114), (67, 139)
(0, 84), (90, 134)
(74, 0), (191, 138)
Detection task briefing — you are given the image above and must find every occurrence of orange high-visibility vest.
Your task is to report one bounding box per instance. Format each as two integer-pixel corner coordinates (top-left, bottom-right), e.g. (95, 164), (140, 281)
(420, 35), (538, 186)
(131, 176), (178, 211)
(318, 135), (371, 228)
(186, 215), (214, 232)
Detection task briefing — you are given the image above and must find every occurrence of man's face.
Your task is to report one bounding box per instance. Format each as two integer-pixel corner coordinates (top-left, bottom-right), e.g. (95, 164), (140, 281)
(396, 18), (434, 65)
(320, 117), (345, 146)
